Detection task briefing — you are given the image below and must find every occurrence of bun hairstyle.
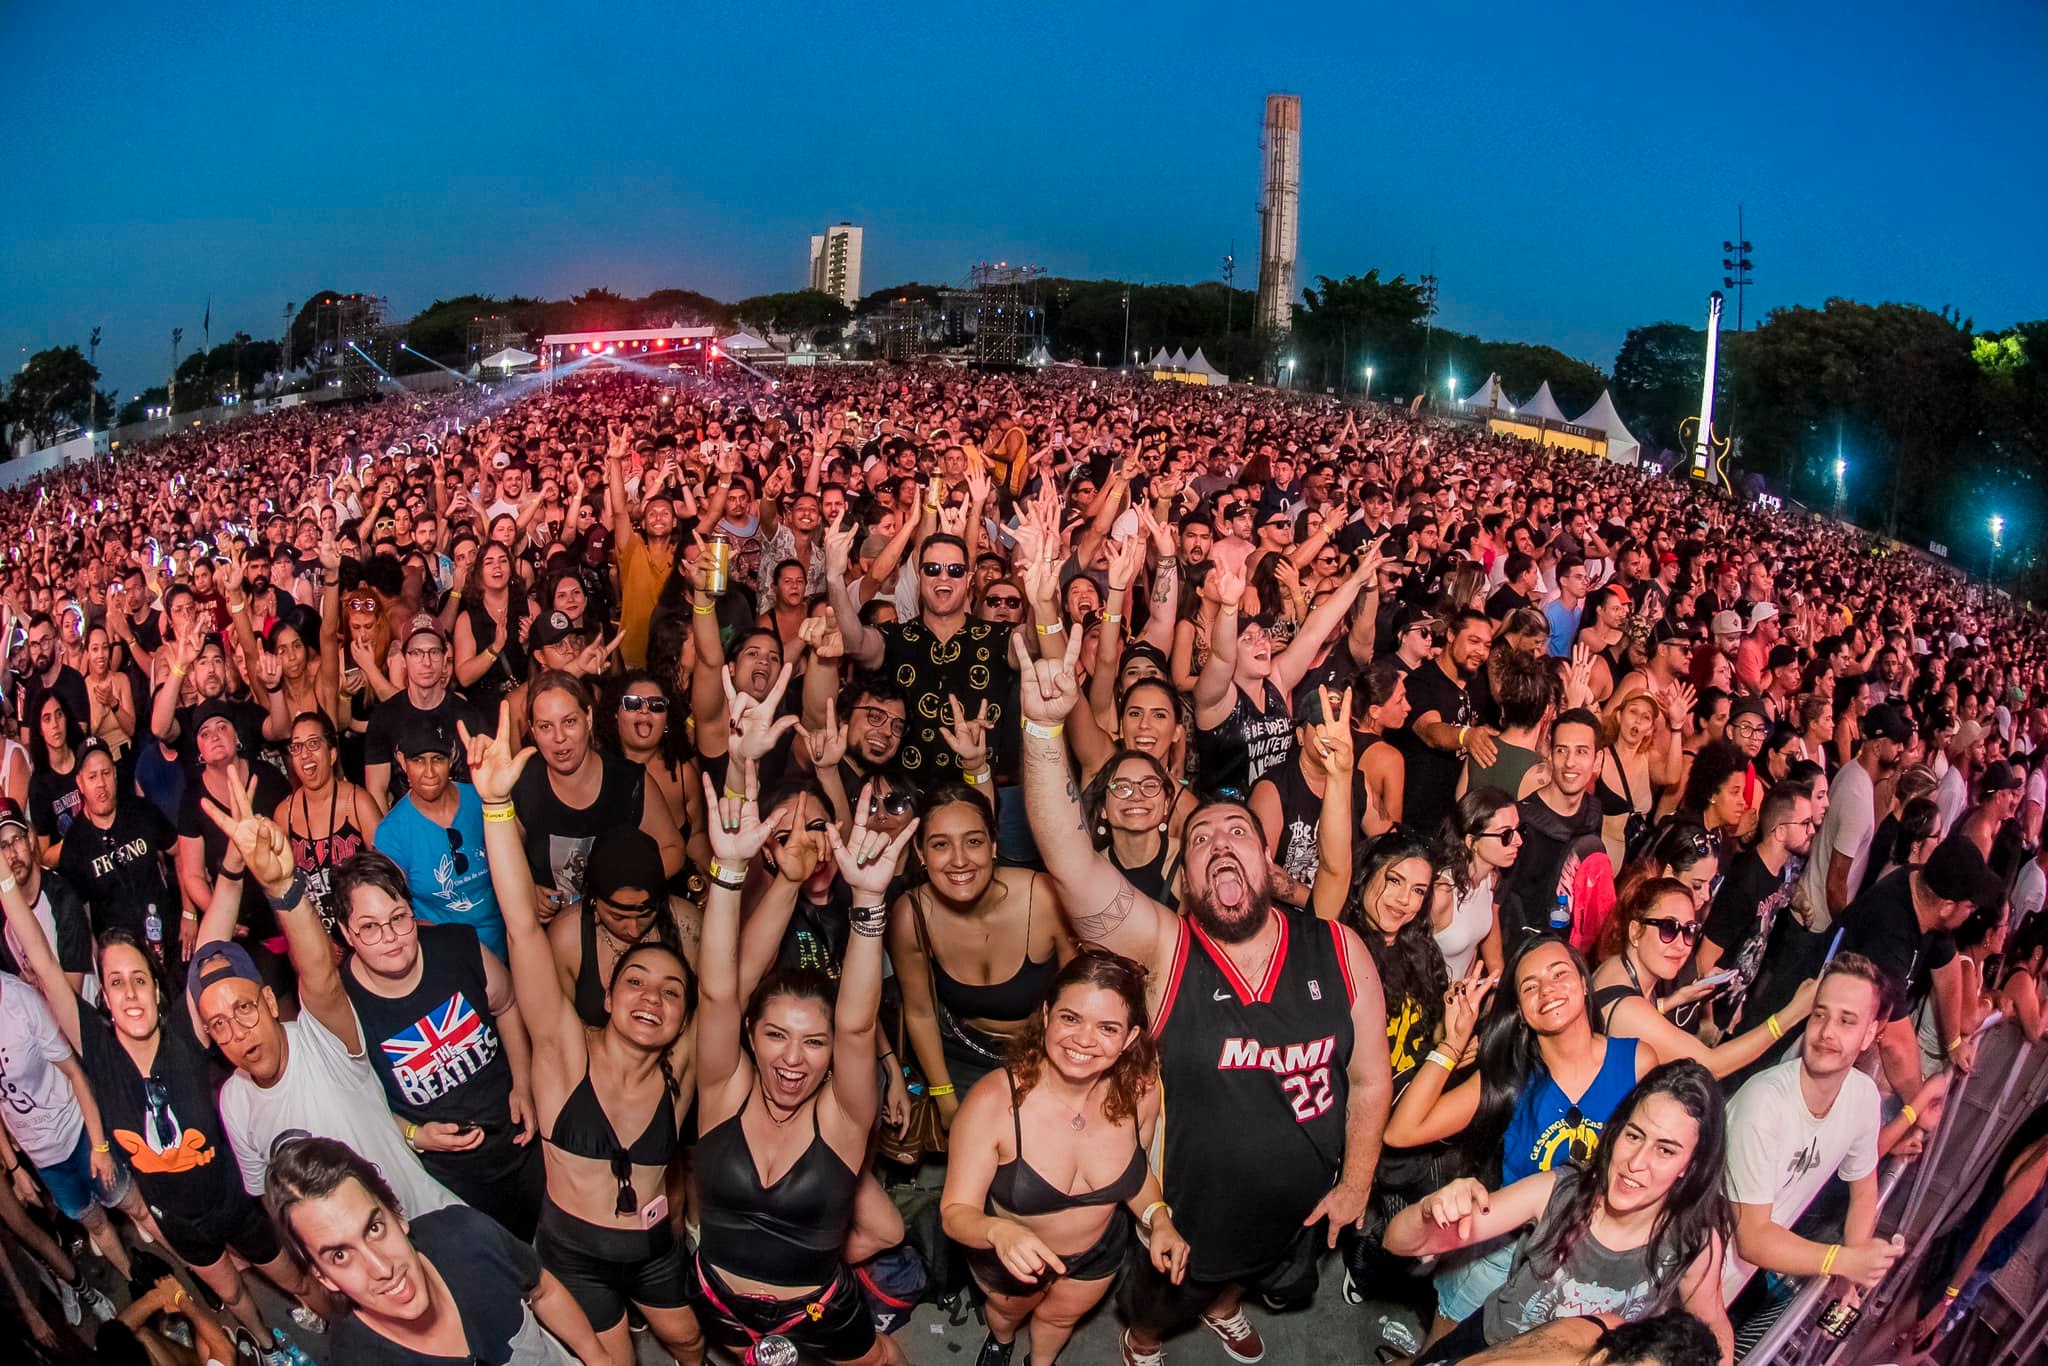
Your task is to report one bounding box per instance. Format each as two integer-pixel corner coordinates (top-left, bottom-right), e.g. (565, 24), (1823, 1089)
(1006, 947), (1157, 1124)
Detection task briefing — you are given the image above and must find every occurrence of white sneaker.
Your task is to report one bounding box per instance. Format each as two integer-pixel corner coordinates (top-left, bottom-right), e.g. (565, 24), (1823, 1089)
(54, 1276), (82, 1327)
(1121, 1328), (1168, 1366)
(80, 1284), (117, 1322)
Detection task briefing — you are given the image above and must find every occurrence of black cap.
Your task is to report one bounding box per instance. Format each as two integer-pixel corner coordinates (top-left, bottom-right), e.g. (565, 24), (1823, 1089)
(0, 798), (28, 835)
(1862, 703), (1912, 746)
(530, 610), (586, 652)
(1649, 618), (1701, 649)
(394, 711), (456, 760)
(1980, 761), (2023, 795)
(1729, 695), (1771, 723)
(584, 828), (668, 904)
(1921, 834), (2002, 911)
(191, 699), (243, 743)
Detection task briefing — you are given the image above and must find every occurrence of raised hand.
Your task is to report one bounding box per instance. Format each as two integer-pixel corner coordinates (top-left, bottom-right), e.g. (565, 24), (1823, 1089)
(1105, 535), (1145, 592)
(702, 759), (780, 869)
(1307, 686), (1355, 779)
(571, 631), (624, 678)
(724, 660), (800, 763)
(824, 782), (921, 901)
(200, 773), (295, 897)
(938, 694), (993, 772)
(458, 702), (535, 805)
(1206, 564), (1247, 610)
(822, 513), (859, 578)
(1011, 625), (1085, 725)
(1562, 645), (1597, 711)
(798, 697), (849, 769)
(798, 614), (845, 660)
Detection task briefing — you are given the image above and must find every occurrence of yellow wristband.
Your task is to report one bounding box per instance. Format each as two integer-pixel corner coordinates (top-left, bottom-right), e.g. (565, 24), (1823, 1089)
(1946, 1285), (1962, 1299)
(229, 601), (246, 614)
(1947, 1035), (1965, 1054)
(1821, 1243), (1840, 1275)
(925, 1083), (956, 1097)
(171, 665), (187, 678)
(1022, 720), (1064, 740)
(1426, 1049), (1457, 1072)
(481, 803), (517, 823)
(1140, 1199), (1169, 1230)
(1766, 1014), (1783, 1040)
(1035, 620), (1064, 635)
(93, 1142), (111, 1154)
(693, 603), (716, 615)
(404, 1122), (419, 1147)
(1900, 1103), (1918, 1128)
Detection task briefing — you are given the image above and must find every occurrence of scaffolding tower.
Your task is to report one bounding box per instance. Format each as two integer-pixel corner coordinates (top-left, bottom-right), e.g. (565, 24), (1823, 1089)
(969, 262), (1043, 367)
(877, 297), (937, 362)
(315, 293), (391, 399)
(465, 314), (524, 371)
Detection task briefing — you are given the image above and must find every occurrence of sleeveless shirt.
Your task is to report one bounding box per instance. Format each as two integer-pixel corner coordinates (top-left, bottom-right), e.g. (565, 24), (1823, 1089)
(1192, 680), (1293, 799)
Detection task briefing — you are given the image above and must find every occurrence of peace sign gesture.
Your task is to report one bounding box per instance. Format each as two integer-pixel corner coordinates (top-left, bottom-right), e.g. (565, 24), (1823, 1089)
(825, 782), (921, 901)
(200, 773), (295, 898)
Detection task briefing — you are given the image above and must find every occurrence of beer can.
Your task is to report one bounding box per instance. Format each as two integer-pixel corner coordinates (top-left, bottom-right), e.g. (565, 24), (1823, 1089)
(705, 534), (732, 595)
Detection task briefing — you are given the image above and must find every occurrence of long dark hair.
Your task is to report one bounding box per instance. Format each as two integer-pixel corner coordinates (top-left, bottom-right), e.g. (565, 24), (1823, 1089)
(1524, 1060), (1732, 1311)
(1464, 936), (1595, 1179)
(1343, 831), (1447, 1053)
(1005, 948), (1158, 1124)
(1081, 748), (1174, 848)
(1443, 785), (1516, 896)
(27, 689), (83, 771)
(597, 669), (694, 774)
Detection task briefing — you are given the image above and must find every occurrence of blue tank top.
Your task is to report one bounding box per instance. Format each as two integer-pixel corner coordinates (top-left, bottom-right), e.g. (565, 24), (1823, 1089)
(1499, 1037), (1639, 1182)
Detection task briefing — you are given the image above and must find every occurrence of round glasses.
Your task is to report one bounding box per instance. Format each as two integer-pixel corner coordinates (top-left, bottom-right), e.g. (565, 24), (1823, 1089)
(1108, 776), (1166, 800)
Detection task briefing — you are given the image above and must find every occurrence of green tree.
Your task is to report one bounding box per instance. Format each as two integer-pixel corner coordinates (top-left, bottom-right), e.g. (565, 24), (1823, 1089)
(856, 282), (948, 316)
(730, 290), (852, 343)
(1294, 272), (1429, 394)
(1612, 322), (1707, 450)
(5, 345), (100, 449)
(117, 386), (169, 427)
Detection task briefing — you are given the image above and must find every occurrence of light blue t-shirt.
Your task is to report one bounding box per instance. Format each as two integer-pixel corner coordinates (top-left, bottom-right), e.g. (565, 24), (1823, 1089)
(1545, 598), (1583, 657)
(373, 783), (505, 960)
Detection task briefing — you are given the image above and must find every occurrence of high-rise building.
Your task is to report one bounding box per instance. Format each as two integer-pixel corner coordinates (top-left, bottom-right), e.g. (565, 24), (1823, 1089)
(807, 222), (863, 309)
(1256, 94), (1300, 334)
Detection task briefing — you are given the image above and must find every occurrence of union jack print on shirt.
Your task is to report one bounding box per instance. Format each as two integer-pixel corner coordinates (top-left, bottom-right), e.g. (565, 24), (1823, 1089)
(379, 992), (498, 1107)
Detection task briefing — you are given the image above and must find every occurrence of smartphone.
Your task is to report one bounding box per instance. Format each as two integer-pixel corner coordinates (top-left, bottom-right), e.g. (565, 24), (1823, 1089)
(1692, 968), (1740, 992)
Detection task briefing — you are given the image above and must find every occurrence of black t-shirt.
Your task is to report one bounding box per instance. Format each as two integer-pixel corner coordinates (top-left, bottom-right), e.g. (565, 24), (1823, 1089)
(177, 764), (294, 943)
(27, 764), (84, 844)
(76, 1007), (246, 1229)
(875, 619), (1018, 779)
(511, 753), (644, 903)
(327, 1205), (543, 1366)
(1485, 585), (1530, 621)
(56, 802), (180, 959)
(1838, 866), (1958, 1022)
(1397, 659), (1477, 835)
(1702, 849), (1794, 1028)
(363, 690), (490, 800)
(19, 667), (90, 741)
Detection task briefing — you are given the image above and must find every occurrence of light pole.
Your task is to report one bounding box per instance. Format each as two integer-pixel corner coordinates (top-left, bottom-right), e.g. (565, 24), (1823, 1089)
(1121, 286), (1131, 370)
(1447, 374), (1459, 411)
(168, 327), (183, 431)
(1283, 356), (1295, 390)
(1363, 364), (1374, 403)
(1990, 515), (2005, 586)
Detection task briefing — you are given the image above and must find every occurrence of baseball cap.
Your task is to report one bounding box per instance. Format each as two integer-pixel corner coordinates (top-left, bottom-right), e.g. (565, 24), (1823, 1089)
(1748, 602), (1780, 630)
(1980, 761), (2023, 795)
(1862, 703), (1912, 746)
(191, 698), (244, 741)
(394, 711), (456, 760)
(0, 799), (28, 836)
(1921, 835), (2003, 911)
(1657, 551), (1680, 567)
(530, 610), (586, 652)
(187, 939), (265, 1016)
(1393, 603), (1444, 638)
(405, 612), (445, 647)
(584, 828), (669, 905)
(1649, 618), (1702, 650)
(1711, 610), (1744, 638)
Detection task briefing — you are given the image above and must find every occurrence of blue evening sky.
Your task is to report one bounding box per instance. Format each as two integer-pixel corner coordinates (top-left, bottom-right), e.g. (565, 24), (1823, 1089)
(4, 1), (2044, 401)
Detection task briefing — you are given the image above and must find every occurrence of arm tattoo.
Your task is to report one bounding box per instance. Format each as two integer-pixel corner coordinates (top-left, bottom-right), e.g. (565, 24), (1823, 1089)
(1073, 882), (1138, 941)
(1150, 571), (1174, 607)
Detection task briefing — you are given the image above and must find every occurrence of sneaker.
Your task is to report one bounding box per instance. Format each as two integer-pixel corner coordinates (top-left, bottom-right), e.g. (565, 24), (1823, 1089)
(289, 1305), (327, 1334)
(262, 1350), (294, 1366)
(1200, 1308), (1266, 1363)
(975, 1331), (1017, 1366)
(79, 1283), (117, 1323)
(54, 1276), (81, 1327)
(1121, 1328), (1168, 1366)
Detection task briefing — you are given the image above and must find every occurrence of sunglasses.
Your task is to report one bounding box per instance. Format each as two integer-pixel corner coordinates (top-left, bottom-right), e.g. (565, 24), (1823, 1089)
(1479, 827), (1523, 845)
(445, 826), (470, 877)
(1562, 1106), (1595, 1165)
(1640, 916), (1703, 945)
(619, 695), (669, 714)
(867, 789), (915, 819)
(920, 561), (969, 579)
(984, 593), (1024, 609)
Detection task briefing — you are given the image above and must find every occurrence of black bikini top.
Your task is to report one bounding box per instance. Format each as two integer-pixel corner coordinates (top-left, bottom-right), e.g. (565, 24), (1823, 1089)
(546, 1070), (675, 1167)
(986, 1071), (1147, 1217)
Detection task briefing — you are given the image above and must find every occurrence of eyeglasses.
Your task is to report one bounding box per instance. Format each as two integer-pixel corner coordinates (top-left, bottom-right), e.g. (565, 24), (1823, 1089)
(920, 561), (968, 579)
(1732, 720), (1768, 738)
(286, 737), (330, 756)
(405, 644), (447, 660)
(854, 705), (906, 736)
(1479, 827), (1523, 845)
(350, 909), (416, 945)
(446, 826), (470, 877)
(1562, 1106), (1595, 1165)
(1108, 776), (1166, 800)
(203, 998), (265, 1043)
(346, 597), (379, 614)
(1641, 916), (1703, 945)
(619, 695), (669, 714)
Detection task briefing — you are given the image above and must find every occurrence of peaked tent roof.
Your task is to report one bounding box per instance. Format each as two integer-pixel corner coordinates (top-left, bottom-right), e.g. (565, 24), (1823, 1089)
(1522, 381), (1569, 423)
(1026, 342), (1054, 367)
(1187, 347), (1227, 382)
(1148, 347), (1173, 368)
(482, 347), (537, 369)
(1460, 373), (1516, 411)
(1169, 347), (1189, 368)
(1571, 390), (1641, 465)
(722, 330), (775, 352)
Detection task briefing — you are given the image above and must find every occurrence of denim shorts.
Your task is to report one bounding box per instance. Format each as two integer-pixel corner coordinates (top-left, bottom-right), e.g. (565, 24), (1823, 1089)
(35, 1129), (132, 1221)
(1433, 1237), (1517, 1326)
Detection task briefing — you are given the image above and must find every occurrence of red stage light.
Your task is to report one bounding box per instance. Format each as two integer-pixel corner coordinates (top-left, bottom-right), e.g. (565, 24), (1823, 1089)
(587, 343), (599, 354)
(655, 338), (665, 348)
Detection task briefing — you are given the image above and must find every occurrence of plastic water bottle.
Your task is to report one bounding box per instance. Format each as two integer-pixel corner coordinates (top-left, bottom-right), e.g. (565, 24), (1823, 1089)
(271, 1329), (314, 1366)
(1549, 891), (1572, 935)
(144, 904), (163, 960)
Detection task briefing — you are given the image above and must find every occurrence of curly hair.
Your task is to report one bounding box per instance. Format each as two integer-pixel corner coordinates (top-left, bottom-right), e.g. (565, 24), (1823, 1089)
(1342, 831), (1448, 1055)
(1004, 949), (1158, 1125)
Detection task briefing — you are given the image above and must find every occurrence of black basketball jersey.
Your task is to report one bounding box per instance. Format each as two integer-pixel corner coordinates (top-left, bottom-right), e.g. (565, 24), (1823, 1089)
(1153, 905), (1357, 1280)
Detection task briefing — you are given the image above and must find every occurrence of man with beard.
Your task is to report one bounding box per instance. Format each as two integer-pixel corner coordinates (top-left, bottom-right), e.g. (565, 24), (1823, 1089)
(1721, 954), (1901, 1306)
(1399, 609), (1497, 836)
(15, 613), (89, 734)
(363, 617), (490, 809)
(1799, 704), (1910, 928)
(605, 423), (679, 669)
(1496, 709), (1604, 956)
(1697, 786), (1814, 1034)
(1016, 630), (1390, 1366)
(825, 526), (1016, 781)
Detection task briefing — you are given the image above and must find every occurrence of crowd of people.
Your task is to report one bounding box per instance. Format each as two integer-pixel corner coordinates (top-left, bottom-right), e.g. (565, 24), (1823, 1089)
(0, 358), (2044, 1366)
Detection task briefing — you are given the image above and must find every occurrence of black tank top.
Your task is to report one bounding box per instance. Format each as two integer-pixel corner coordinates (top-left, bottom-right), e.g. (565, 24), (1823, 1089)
(290, 783), (369, 939)
(1110, 839), (1177, 906)
(986, 1071), (1146, 1217)
(512, 752), (646, 905)
(1264, 760), (1367, 896)
(457, 601), (524, 708)
(343, 925), (514, 1135)
(696, 1094), (859, 1288)
(1154, 906), (1356, 1281)
(1192, 680), (1292, 799)
(915, 884), (1059, 1024)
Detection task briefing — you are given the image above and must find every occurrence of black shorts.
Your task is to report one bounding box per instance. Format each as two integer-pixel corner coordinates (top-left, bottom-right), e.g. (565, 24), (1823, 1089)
(969, 1210), (1131, 1298)
(157, 1195), (281, 1270)
(1117, 1222), (1320, 1339)
(535, 1199), (691, 1333)
(424, 1138), (545, 1242)
(692, 1256), (876, 1363)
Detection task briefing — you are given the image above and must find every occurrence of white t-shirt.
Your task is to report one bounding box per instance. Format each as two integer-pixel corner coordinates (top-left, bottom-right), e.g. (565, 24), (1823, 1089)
(3, 890), (99, 1008)
(0, 971), (85, 1166)
(219, 1006), (459, 1220)
(1935, 766), (1967, 838)
(1721, 1054), (1881, 1300)
(2013, 859), (2048, 935)
(1799, 760), (1874, 930)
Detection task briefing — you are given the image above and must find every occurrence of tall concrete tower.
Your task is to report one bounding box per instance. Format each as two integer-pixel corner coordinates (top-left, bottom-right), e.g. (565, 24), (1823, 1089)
(1255, 93), (1301, 334)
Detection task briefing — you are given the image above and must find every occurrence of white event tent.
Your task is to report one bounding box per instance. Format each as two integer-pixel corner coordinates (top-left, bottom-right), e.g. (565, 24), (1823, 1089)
(1459, 373), (1517, 411)
(1571, 390), (1641, 465)
(1521, 381), (1569, 424)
